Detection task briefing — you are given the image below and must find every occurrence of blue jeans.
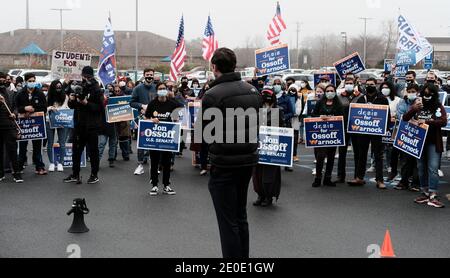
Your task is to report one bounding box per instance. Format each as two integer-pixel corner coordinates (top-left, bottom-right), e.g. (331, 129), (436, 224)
(19, 140), (44, 170)
(418, 144), (441, 193)
(47, 126), (68, 164)
(98, 134), (117, 161)
(137, 149), (149, 164)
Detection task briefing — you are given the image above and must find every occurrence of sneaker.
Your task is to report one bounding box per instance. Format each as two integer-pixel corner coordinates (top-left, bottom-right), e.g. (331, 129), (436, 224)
(438, 170), (444, 178)
(314, 160), (317, 164)
(285, 167), (293, 172)
(376, 181), (387, 190)
(48, 164), (55, 172)
(293, 156), (300, 162)
(408, 185), (420, 192)
(134, 164), (145, 175)
(163, 186), (176, 195)
(414, 192), (430, 204)
(109, 160), (115, 168)
(64, 175), (81, 184)
(427, 194), (445, 208)
(200, 170), (208, 176)
(393, 183), (408, 190)
(323, 178), (336, 187)
(367, 166), (376, 173)
(0, 176), (5, 182)
(387, 173), (397, 182)
(57, 164), (64, 172)
(312, 168), (317, 176)
(87, 175), (99, 184)
(387, 167), (392, 173)
(13, 173), (24, 183)
(312, 178), (322, 188)
(149, 186), (159, 196)
(447, 150), (450, 160)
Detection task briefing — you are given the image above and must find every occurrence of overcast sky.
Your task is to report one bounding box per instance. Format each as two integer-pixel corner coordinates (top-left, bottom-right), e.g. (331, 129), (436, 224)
(1, 0), (449, 48)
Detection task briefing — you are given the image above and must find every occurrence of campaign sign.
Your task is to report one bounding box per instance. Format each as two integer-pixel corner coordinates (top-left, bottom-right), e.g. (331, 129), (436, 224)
(106, 104), (134, 123)
(255, 44), (290, 77)
(424, 51), (434, 64)
(179, 106), (190, 130)
(394, 120), (429, 159)
(52, 143), (86, 168)
(307, 100), (318, 116)
(304, 116), (346, 149)
(108, 96), (132, 105)
(382, 121), (398, 144)
(347, 103), (389, 136)
(189, 101), (202, 129)
(443, 106), (450, 131)
(51, 50), (92, 81)
(49, 109), (74, 129)
(314, 73), (336, 87)
(17, 112), (47, 141)
(384, 59), (395, 72)
(394, 65), (409, 79)
(258, 126), (294, 168)
(396, 50), (417, 66)
(439, 92), (448, 106)
(424, 63), (433, 70)
(333, 52), (366, 80)
(137, 121), (181, 152)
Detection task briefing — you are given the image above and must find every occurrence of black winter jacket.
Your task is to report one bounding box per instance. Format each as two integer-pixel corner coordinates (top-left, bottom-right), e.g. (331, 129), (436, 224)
(199, 72), (262, 168)
(15, 88), (47, 114)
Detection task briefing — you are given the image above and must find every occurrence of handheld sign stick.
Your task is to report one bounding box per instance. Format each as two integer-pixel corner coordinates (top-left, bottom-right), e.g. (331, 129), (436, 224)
(0, 98), (22, 137)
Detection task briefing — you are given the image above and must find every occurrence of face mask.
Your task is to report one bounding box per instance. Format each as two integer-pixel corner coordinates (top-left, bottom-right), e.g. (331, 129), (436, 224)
(300, 82), (307, 89)
(406, 80), (414, 85)
(157, 90), (168, 97)
(145, 77), (153, 84)
(182, 81), (188, 87)
(447, 80), (450, 86)
(119, 81), (126, 88)
(381, 88), (391, 96)
(426, 80), (435, 84)
(192, 84), (199, 89)
(345, 85), (354, 93)
(407, 94), (417, 101)
(0, 82), (6, 89)
(56, 88), (63, 93)
(273, 85), (282, 94)
(366, 86), (377, 95)
(326, 92), (336, 100)
(27, 82), (36, 89)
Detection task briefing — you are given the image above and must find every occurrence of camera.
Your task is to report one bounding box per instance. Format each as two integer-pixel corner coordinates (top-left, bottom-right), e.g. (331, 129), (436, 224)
(70, 82), (87, 101)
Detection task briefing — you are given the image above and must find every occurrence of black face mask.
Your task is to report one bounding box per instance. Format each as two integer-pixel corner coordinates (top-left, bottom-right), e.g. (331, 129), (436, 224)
(366, 86), (377, 95)
(0, 82), (6, 89)
(145, 77), (153, 84)
(182, 82), (188, 87)
(56, 88), (63, 93)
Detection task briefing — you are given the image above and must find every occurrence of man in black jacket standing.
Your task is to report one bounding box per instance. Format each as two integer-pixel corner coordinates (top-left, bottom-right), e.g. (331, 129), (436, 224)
(64, 66), (104, 184)
(198, 48), (262, 258)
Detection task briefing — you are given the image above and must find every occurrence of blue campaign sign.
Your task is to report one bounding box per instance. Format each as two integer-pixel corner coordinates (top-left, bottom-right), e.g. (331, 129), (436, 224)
(137, 121), (181, 152)
(394, 120), (429, 159)
(384, 59), (395, 72)
(106, 104), (134, 123)
(53, 143), (86, 168)
(333, 52), (366, 80)
(49, 109), (74, 129)
(382, 121), (398, 144)
(396, 50), (417, 66)
(394, 65), (409, 79)
(314, 73), (336, 87)
(444, 106), (450, 131)
(304, 116), (346, 149)
(307, 100), (318, 116)
(439, 91), (448, 106)
(17, 112), (47, 141)
(347, 103), (390, 136)
(255, 44), (290, 77)
(108, 96), (132, 105)
(188, 101), (201, 129)
(424, 51), (433, 64)
(424, 63), (433, 70)
(258, 126), (294, 167)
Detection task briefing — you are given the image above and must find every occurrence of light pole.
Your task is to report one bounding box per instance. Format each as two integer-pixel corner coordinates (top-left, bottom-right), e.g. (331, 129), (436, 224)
(359, 17), (373, 66)
(51, 8), (72, 50)
(341, 32), (347, 57)
(26, 0), (30, 29)
(135, 0), (139, 82)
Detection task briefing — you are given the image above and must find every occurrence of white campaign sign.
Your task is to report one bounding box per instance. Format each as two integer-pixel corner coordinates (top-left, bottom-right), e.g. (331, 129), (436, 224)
(51, 50), (92, 81)
(397, 14), (433, 64)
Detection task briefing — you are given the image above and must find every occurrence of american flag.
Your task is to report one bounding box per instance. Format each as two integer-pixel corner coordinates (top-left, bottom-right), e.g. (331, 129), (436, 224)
(202, 16), (219, 62)
(267, 2), (287, 45)
(170, 16), (187, 82)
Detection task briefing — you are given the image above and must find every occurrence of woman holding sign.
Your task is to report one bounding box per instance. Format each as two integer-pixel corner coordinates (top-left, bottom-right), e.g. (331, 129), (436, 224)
(311, 85), (344, 188)
(145, 82), (182, 197)
(46, 80), (69, 172)
(403, 83), (448, 208)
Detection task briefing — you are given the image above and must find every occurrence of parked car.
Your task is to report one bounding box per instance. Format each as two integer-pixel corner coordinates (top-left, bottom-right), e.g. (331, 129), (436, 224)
(282, 73), (315, 89)
(356, 72), (384, 84)
(19, 70), (53, 85)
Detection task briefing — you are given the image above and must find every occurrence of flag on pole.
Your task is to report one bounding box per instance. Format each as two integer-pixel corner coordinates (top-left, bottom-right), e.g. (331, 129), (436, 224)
(267, 2), (287, 45)
(397, 14), (433, 64)
(202, 16), (219, 62)
(170, 16), (187, 82)
(98, 16), (117, 85)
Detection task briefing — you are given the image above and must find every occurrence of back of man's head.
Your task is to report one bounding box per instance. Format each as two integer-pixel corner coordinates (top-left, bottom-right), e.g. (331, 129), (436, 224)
(211, 48), (237, 74)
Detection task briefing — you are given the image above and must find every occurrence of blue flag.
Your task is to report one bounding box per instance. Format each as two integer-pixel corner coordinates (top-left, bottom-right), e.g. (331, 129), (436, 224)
(98, 17), (117, 85)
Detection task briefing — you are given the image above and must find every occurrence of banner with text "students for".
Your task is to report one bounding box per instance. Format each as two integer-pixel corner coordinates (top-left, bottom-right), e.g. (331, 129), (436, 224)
(304, 116), (346, 149)
(258, 126), (294, 168)
(347, 103), (390, 136)
(17, 112), (47, 141)
(394, 120), (429, 160)
(137, 121), (181, 153)
(51, 50), (92, 81)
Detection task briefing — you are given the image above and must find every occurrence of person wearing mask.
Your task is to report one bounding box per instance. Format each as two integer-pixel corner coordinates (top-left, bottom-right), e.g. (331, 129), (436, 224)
(311, 85), (344, 187)
(394, 84), (421, 191)
(0, 72), (23, 183)
(15, 73), (47, 175)
(199, 48), (262, 258)
(46, 80), (69, 172)
(253, 88), (284, 207)
(381, 81), (402, 181)
(178, 76), (192, 97)
(98, 85), (119, 168)
(130, 68), (157, 175)
(348, 78), (390, 189)
(190, 78), (202, 98)
(298, 78), (313, 144)
(198, 82), (211, 176)
(289, 84), (302, 162)
(285, 77), (296, 89)
(251, 69), (268, 93)
(145, 82), (179, 196)
(335, 78), (362, 183)
(403, 83), (447, 208)
(64, 66), (104, 185)
(127, 81), (135, 91)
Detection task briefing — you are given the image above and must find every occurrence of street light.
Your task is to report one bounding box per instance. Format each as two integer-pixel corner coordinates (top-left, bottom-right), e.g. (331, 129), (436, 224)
(359, 17), (373, 66)
(50, 8), (72, 50)
(341, 32), (348, 57)
(135, 0), (139, 82)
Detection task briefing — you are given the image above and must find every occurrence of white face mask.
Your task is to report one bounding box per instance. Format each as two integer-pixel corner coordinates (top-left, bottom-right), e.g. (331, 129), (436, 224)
(447, 80), (450, 86)
(382, 88), (391, 97)
(345, 84), (354, 93)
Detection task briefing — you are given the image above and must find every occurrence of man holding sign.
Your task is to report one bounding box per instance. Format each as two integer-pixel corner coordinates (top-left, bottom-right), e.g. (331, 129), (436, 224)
(348, 78), (390, 189)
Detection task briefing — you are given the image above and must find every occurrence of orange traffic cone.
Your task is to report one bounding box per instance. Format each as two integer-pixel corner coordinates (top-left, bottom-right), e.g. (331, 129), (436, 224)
(380, 230), (396, 258)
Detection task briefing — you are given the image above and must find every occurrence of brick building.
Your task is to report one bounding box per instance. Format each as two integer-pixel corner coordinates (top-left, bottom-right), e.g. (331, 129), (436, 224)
(0, 29), (204, 70)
